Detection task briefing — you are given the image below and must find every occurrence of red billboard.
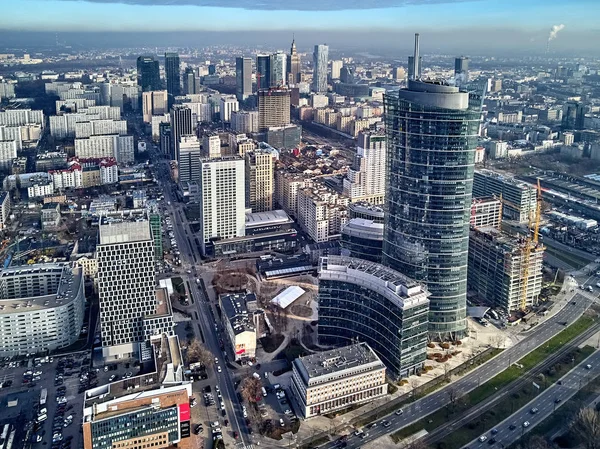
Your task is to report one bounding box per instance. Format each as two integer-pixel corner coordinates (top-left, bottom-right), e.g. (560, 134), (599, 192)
(179, 403), (191, 422)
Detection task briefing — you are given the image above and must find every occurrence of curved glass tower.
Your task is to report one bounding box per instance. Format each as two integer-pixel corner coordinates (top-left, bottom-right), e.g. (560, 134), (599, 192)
(382, 79), (483, 339)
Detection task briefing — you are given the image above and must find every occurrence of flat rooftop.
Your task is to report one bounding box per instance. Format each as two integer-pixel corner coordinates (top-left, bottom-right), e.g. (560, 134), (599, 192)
(296, 342), (383, 380)
(0, 263), (83, 315)
(99, 219), (151, 244)
(220, 293), (255, 335)
(475, 169), (536, 191)
(245, 209), (293, 228)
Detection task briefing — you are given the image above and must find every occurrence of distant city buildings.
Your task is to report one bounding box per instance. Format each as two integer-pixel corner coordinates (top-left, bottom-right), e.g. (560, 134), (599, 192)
(136, 55), (161, 92)
(312, 44), (329, 93)
(258, 88), (291, 131)
(235, 57), (253, 101)
(287, 38), (301, 85)
(342, 131), (386, 204)
(245, 147), (275, 212)
(165, 52), (181, 106)
(142, 90), (168, 123)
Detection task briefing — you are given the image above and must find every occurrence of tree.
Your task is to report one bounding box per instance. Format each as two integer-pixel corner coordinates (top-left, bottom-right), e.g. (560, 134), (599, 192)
(573, 408), (600, 449)
(240, 376), (263, 403)
(186, 338), (213, 368)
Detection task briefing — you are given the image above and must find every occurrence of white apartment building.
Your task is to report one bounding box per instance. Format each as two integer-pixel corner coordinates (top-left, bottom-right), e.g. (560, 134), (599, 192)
(343, 131), (386, 205)
(151, 113), (170, 142)
(0, 109), (44, 127)
(97, 219), (173, 359)
(0, 192), (10, 230)
(142, 90), (168, 123)
(0, 140), (17, 171)
(74, 119), (127, 138)
(220, 96), (239, 123)
(0, 126), (23, 150)
(99, 159), (119, 184)
(50, 163), (84, 190)
(75, 134), (134, 164)
(274, 171), (312, 218)
(28, 182), (54, 198)
(0, 264), (85, 357)
(55, 98), (95, 113)
(291, 342), (387, 418)
(0, 82), (16, 100)
(231, 110), (259, 134)
(202, 134), (221, 159)
(85, 105), (121, 120)
(50, 113), (100, 139)
(199, 157), (246, 256)
(297, 186), (349, 242)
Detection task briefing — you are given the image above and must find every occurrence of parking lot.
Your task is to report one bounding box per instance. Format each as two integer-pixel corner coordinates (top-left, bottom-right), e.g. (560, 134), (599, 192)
(0, 352), (91, 449)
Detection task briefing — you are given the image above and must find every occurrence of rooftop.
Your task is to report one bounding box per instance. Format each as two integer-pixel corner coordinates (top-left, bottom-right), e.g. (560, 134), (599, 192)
(220, 292), (256, 335)
(98, 219), (151, 244)
(475, 169), (536, 191)
(245, 209), (293, 228)
(296, 342), (384, 380)
(0, 263), (83, 315)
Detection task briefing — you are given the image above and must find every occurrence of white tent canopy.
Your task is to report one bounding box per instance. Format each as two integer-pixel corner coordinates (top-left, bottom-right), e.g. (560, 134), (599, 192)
(271, 286), (306, 309)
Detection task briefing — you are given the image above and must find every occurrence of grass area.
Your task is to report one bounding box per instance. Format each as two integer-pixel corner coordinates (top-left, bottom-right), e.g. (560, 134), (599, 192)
(354, 348), (504, 428)
(299, 436), (329, 449)
(259, 334), (285, 353)
(390, 316), (596, 444)
(388, 382), (399, 395)
(511, 370), (600, 448)
(439, 346), (595, 449)
(280, 338), (309, 363)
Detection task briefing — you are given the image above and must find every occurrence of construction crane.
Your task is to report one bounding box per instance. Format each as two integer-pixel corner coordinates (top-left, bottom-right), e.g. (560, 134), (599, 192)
(520, 179), (543, 311)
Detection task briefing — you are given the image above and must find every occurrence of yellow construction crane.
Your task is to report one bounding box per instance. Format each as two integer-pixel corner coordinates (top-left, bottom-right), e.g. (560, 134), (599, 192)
(520, 179), (543, 311)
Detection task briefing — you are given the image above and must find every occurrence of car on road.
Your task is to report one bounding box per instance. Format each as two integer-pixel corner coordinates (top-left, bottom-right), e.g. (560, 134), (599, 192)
(491, 429), (498, 434)
(489, 438), (496, 445)
(395, 409), (404, 415)
(382, 420), (391, 428)
(509, 424), (516, 430)
(554, 398), (562, 404)
(217, 365), (222, 373)
(586, 364), (592, 369)
(233, 431), (239, 439)
(530, 407), (539, 414)
(479, 436), (487, 442)
(109, 375), (116, 382)
(523, 421), (530, 427)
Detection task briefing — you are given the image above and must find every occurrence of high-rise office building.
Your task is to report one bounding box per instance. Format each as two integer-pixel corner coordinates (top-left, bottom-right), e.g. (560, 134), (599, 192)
(142, 90), (168, 123)
(236, 57), (253, 101)
(318, 256), (430, 378)
(245, 148), (274, 212)
(340, 66), (355, 84)
(454, 56), (469, 83)
(183, 67), (200, 95)
(382, 35), (483, 339)
(97, 219), (173, 359)
(258, 88), (291, 132)
(136, 56), (161, 92)
(256, 55), (271, 90)
(199, 157), (246, 255)
(270, 52), (287, 88)
(331, 60), (343, 80)
(170, 105), (193, 162)
(287, 38), (301, 85)
(202, 134), (221, 159)
(562, 101), (586, 130)
(165, 52), (181, 106)
(178, 135), (201, 183)
(313, 44), (329, 93)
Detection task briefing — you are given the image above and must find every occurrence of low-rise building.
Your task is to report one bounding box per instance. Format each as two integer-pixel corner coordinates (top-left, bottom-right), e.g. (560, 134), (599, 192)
(0, 264), (85, 357)
(219, 292), (258, 361)
(340, 218), (383, 263)
(291, 342), (387, 418)
(0, 192), (10, 230)
(41, 202), (61, 230)
(470, 197), (502, 228)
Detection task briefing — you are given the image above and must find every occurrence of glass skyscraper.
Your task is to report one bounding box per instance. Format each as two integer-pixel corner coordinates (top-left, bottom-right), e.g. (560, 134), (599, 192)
(136, 56), (161, 92)
(312, 44), (329, 93)
(256, 55), (271, 90)
(164, 52), (181, 106)
(382, 79), (483, 339)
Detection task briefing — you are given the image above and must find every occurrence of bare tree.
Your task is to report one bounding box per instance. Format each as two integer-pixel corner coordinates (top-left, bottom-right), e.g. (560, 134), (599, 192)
(186, 338), (213, 368)
(573, 408), (600, 449)
(240, 376), (263, 404)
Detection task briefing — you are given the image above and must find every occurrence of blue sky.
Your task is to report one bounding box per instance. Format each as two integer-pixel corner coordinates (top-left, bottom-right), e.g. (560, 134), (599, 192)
(3, 0), (598, 33)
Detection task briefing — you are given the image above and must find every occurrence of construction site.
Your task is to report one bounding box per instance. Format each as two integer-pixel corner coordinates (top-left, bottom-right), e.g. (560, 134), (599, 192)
(468, 180), (546, 320)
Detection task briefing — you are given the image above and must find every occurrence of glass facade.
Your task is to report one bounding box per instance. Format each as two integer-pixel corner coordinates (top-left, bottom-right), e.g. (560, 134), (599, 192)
(382, 81), (483, 339)
(91, 406), (179, 449)
(340, 231), (383, 263)
(317, 257), (429, 379)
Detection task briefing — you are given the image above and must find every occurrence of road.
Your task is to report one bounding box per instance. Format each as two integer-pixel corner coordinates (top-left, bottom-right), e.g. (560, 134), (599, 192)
(149, 146), (254, 449)
(320, 291), (597, 449)
(462, 350), (600, 449)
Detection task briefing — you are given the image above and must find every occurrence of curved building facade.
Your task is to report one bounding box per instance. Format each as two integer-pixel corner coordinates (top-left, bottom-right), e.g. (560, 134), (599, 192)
(340, 218), (383, 263)
(382, 80), (482, 339)
(317, 256), (429, 378)
(0, 263), (85, 357)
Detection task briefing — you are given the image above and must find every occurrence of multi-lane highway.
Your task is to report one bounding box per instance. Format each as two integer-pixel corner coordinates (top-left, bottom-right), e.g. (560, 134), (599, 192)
(149, 147), (254, 448)
(319, 291), (596, 449)
(462, 350), (600, 449)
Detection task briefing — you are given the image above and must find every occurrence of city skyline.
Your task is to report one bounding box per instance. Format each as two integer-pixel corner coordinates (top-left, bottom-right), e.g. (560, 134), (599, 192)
(3, 0), (598, 49)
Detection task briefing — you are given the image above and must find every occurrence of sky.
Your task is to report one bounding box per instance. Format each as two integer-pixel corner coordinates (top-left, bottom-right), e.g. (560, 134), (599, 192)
(2, 0), (600, 53)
